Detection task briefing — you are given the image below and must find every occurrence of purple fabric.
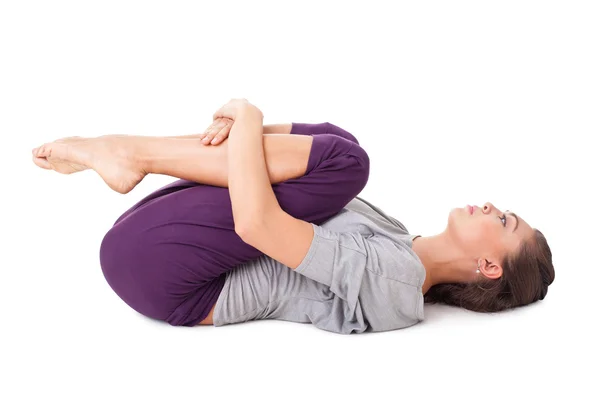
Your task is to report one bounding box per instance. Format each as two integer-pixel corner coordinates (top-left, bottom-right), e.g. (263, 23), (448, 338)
(99, 123), (368, 326)
(290, 121), (360, 145)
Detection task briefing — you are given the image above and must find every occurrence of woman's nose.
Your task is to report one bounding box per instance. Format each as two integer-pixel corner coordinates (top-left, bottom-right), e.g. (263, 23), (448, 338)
(483, 202), (495, 213)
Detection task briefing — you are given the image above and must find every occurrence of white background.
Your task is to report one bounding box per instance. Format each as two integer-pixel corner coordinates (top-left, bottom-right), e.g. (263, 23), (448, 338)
(1, 1), (598, 399)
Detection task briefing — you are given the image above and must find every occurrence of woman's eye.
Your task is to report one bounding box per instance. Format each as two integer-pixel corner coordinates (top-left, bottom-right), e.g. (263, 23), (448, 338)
(499, 214), (507, 227)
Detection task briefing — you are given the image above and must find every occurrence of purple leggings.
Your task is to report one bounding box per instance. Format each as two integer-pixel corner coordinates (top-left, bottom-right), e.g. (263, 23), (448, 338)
(99, 122), (369, 326)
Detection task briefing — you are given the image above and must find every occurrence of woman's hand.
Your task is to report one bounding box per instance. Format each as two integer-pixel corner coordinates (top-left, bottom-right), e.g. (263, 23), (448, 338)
(212, 98), (252, 120)
(201, 98), (263, 145)
(200, 117), (234, 146)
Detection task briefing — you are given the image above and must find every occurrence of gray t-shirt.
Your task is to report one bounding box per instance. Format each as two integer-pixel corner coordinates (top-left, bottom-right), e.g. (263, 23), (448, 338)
(212, 196), (425, 334)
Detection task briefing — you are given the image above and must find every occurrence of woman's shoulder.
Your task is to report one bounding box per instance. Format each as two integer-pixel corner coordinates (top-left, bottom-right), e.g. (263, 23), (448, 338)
(364, 233), (426, 288)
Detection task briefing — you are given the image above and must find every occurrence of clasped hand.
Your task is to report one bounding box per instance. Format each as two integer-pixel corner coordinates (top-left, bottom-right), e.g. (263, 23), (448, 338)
(200, 98), (261, 146)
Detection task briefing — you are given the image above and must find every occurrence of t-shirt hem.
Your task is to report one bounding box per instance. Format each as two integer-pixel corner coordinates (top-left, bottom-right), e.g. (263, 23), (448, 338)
(293, 224), (320, 275)
(212, 274), (228, 327)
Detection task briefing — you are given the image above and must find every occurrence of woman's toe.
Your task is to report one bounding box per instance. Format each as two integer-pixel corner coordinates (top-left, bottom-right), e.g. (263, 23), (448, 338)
(32, 155), (52, 170)
(37, 144), (53, 158)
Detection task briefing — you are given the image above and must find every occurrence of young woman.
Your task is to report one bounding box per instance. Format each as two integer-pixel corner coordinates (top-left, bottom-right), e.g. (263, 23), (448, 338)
(31, 99), (555, 334)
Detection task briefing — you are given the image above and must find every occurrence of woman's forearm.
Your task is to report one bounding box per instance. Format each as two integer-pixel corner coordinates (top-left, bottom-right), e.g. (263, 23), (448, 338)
(228, 106), (281, 233)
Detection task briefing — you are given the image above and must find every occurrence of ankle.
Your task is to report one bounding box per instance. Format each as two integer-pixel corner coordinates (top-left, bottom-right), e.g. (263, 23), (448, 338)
(126, 136), (155, 174)
(94, 135), (150, 173)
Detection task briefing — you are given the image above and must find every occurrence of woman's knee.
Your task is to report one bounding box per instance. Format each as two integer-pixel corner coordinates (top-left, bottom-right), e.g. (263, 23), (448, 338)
(322, 134), (370, 188)
(345, 140), (370, 186)
(325, 122), (361, 146)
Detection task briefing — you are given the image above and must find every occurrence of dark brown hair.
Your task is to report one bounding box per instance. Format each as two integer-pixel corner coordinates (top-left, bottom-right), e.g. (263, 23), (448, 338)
(423, 229), (555, 312)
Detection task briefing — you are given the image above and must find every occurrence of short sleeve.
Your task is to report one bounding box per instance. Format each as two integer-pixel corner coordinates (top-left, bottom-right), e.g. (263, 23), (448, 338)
(293, 223), (371, 310)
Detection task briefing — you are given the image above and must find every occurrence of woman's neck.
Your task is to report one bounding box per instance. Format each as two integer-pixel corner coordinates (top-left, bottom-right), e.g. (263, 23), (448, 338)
(411, 234), (476, 294)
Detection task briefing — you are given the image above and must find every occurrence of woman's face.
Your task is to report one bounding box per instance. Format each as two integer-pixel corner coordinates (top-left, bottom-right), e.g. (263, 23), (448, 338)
(447, 202), (535, 263)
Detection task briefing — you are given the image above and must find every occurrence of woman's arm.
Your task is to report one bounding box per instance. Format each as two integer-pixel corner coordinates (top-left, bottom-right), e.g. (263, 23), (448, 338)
(227, 105), (280, 232)
(227, 104), (318, 270)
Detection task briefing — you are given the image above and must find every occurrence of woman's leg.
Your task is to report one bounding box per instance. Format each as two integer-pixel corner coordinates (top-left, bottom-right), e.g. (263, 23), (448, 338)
(137, 121), (361, 187)
(100, 131), (370, 327)
(32, 122), (360, 193)
(128, 121), (362, 186)
(158, 121), (360, 145)
(290, 122), (361, 145)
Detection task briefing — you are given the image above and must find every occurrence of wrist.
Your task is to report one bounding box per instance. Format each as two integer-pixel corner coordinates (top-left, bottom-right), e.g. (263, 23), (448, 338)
(237, 104), (263, 120)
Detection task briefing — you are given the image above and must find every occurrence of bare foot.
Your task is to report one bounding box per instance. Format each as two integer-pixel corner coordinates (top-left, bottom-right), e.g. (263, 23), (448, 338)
(32, 136), (89, 173)
(32, 135), (147, 194)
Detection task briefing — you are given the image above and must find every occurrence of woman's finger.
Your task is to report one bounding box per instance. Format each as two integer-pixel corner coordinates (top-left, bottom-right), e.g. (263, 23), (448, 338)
(203, 118), (233, 145)
(200, 119), (224, 144)
(204, 120), (217, 132)
(213, 119), (235, 144)
(210, 124), (230, 145)
(210, 132), (224, 145)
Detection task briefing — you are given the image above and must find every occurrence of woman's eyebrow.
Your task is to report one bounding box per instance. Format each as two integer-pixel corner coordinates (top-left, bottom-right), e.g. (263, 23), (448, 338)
(506, 210), (519, 233)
